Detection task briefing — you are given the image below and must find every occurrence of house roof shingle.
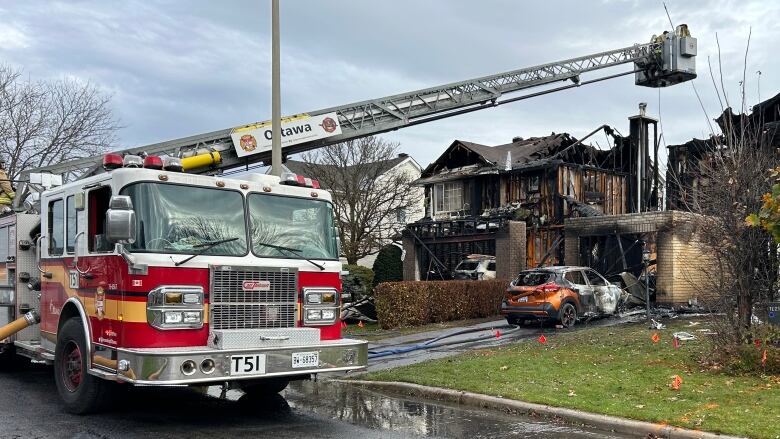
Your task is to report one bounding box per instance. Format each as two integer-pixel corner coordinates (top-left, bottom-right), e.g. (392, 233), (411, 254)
(420, 133), (581, 179)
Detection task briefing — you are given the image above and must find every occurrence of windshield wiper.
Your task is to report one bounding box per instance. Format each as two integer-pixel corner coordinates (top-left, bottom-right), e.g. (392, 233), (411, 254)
(174, 237), (239, 267)
(254, 242), (325, 271)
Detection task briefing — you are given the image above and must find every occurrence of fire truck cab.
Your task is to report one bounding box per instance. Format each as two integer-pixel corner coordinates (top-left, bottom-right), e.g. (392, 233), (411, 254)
(0, 157), (367, 413)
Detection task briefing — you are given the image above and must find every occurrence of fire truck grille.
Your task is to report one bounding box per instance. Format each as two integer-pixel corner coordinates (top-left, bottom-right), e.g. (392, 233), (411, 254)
(210, 267), (298, 330)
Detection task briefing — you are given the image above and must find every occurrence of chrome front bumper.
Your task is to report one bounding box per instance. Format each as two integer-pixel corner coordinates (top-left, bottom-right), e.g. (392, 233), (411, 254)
(111, 338), (368, 385)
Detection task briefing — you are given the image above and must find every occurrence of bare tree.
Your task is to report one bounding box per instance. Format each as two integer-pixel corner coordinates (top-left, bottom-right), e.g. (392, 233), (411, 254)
(300, 136), (421, 265)
(0, 64), (119, 180)
(667, 32), (779, 348)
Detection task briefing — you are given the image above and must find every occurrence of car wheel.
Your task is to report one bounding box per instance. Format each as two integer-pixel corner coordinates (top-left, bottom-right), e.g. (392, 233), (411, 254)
(559, 303), (577, 328)
(240, 377), (291, 396)
(54, 318), (111, 414)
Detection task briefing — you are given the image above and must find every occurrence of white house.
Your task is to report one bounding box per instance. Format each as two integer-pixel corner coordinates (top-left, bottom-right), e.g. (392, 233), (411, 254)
(278, 153), (424, 268)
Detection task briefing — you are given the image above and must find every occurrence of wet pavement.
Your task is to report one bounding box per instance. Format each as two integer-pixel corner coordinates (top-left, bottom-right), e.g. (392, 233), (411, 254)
(0, 363), (634, 438)
(364, 314), (643, 372)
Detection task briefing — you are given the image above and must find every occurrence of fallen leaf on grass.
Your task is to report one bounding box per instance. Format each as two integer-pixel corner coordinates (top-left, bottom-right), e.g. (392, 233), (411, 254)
(567, 390), (577, 397)
(635, 404), (645, 409)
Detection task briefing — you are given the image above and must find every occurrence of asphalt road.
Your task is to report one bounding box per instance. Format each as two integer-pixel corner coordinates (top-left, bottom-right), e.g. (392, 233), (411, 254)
(0, 363), (631, 439)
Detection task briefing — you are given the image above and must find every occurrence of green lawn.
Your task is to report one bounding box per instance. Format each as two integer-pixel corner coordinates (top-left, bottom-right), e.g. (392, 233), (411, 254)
(364, 318), (780, 439)
(342, 316), (501, 341)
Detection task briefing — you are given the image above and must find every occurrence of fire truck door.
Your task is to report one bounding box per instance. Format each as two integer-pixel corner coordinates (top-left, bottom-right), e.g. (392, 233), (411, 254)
(78, 189), (119, 346)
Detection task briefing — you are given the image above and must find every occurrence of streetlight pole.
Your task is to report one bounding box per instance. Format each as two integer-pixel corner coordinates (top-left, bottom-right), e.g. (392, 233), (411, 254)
(270, 0), (282, 177)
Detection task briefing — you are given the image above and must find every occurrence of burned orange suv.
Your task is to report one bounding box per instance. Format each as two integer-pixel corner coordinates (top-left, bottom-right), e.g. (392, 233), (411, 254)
(500, 266), (622, 327)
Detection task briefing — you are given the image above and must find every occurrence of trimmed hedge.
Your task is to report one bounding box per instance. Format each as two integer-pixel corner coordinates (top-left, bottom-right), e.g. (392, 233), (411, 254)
(374, 280), (508, 329)
(372, 244), (403, 287)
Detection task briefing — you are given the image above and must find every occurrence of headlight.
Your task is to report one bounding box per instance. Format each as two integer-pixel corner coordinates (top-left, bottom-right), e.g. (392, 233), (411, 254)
(164, 312), (184, 324)
(147, 286), (204, 330)
(183, 311), (202, 323)
(305, 290), (337, 305)
(302, 287), (339, 326)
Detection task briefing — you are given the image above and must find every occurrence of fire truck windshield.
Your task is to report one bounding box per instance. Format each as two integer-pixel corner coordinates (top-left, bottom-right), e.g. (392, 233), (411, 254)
(121, 183), (248, 256)
(248, 193), (338, 261)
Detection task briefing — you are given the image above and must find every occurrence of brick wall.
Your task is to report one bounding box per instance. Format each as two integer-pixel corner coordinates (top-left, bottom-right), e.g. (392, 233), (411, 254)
(655, 211), (713, 305)
(495, 221), (526, 279)
(401, 234), (419, 281)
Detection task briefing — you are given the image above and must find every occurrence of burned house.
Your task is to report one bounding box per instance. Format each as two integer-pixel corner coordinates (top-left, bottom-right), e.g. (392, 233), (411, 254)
(667, 92), (780, 210)
(403, 105), (661, 281)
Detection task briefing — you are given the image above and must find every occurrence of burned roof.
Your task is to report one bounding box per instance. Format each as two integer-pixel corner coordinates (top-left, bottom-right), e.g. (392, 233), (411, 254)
(752, 92), (780, 124)
(416, 132), (616, 185)
(420, 134), (577, 178)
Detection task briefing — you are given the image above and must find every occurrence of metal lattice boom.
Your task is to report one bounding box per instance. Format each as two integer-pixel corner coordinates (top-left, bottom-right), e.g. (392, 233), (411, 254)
(24, 40), (664, 181)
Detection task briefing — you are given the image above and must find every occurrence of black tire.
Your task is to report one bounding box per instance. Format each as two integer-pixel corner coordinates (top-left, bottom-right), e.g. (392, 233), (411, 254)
(240, 377), (291, 395)
(54, 318), (110, 414)
(559, 302), (577, 328)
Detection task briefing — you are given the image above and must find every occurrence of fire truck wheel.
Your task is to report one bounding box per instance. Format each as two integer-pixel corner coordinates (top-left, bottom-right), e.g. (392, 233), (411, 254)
(54, 318), (110, 414)
(240, 377), (290, 395)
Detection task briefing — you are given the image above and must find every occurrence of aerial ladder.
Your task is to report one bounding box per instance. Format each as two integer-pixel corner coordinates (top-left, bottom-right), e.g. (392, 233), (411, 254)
(14, 24), (696, 205)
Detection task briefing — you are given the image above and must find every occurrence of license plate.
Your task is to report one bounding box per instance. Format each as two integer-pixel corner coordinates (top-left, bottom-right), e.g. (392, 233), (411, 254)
(292, 351), (319, 369)
(518, 296), (528, 302)
(230, 354), (266, 375)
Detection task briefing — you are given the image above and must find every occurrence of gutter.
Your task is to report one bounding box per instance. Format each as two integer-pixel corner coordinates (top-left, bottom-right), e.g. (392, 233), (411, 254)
(339, 380), (746, 439)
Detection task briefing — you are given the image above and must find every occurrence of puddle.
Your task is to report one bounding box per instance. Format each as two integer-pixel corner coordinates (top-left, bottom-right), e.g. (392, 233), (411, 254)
(210, 380), (632, 438)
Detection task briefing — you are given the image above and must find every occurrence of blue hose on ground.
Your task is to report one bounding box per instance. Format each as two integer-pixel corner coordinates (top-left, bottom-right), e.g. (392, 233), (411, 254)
(367, 324), (520, 359)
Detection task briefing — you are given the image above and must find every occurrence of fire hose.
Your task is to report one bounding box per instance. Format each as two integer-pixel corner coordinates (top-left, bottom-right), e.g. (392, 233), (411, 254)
(367, 324), (521, 360)
(0, 311), (40, 341)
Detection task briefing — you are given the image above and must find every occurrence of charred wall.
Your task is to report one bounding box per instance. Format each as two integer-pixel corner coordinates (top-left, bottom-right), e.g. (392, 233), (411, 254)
(565, 211), (712, 305)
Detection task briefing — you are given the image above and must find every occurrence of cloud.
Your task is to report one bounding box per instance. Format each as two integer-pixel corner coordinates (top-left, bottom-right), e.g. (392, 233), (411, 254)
(0, 0), (777, 172)
(0, 23), (30, 50)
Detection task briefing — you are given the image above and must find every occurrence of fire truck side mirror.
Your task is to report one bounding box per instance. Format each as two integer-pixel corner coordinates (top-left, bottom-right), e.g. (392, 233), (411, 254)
(74, 192), (86, 211)
(105, 195), (137, 245)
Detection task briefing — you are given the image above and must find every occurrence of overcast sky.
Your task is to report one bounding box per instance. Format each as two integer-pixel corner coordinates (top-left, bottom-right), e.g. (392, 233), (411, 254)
(1, 0), (777, 170)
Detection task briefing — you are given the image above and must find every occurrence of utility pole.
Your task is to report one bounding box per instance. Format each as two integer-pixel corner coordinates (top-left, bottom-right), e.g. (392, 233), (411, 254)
(270, 0), (282, 176)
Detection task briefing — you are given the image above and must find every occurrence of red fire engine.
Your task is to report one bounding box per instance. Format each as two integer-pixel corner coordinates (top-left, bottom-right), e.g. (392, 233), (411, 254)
(0, 25), (696, 413)
(2, 153), (363, 413)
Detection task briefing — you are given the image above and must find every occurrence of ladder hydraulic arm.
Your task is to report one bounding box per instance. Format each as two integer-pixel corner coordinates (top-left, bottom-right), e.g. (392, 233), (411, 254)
(19, 25), (696, 186)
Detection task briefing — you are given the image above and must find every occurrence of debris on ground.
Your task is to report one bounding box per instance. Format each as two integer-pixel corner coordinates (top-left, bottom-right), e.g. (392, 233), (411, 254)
(341, 296), (378, 323)
(672, 331), (696, 341)
(620, 272), (650, 306)
(649, 319), (666, 330)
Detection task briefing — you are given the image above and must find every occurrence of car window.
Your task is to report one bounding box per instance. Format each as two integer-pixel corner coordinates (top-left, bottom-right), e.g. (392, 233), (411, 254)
(564, 270), (587, 285)
(585, 270), (607, 286)
(514, 271), (555, 286)
(456, 261), (479, 271)
(487, 262), (496, 271)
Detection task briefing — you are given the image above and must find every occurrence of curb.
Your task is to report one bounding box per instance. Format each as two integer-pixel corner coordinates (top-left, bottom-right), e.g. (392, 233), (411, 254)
(338, 380), (746, 439)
